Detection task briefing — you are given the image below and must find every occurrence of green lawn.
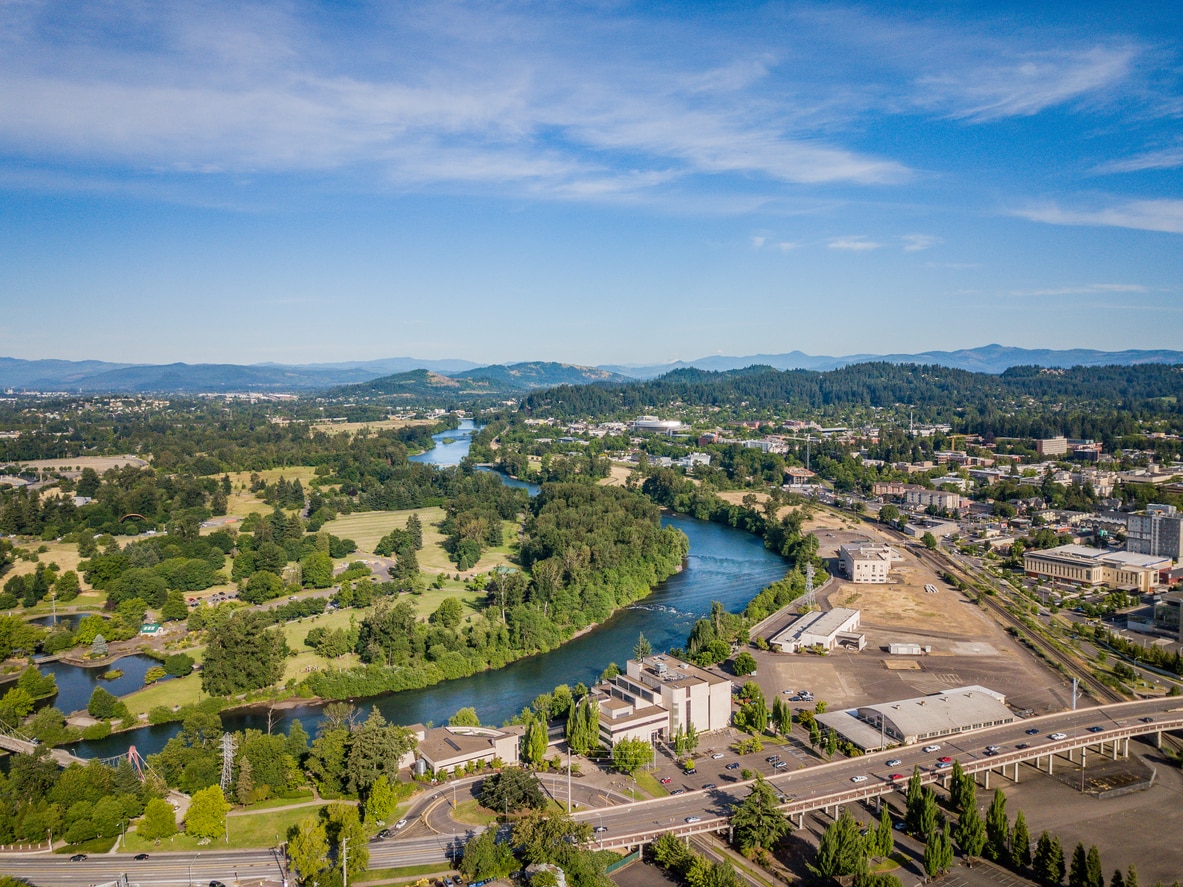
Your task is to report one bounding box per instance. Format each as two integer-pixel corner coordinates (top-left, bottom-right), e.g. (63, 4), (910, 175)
(450, 799), (499, 827)
(356, 862), (457, 883)
(123, 804), (328, 853)
(123, 672), (208, 716)
(634, 770), (667, 798)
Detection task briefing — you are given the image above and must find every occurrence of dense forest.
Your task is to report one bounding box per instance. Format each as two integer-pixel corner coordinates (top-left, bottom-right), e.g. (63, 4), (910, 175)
(520, 362), (1183, 432)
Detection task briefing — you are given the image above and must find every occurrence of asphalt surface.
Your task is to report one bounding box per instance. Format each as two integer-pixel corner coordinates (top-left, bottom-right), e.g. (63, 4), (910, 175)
(5, 696), (1180, 886)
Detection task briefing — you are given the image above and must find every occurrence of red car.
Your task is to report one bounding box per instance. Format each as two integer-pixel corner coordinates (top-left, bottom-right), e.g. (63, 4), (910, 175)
(889, 773), (905, 781)
(660, 777), (672, 784)
(938, 756), (953, 764)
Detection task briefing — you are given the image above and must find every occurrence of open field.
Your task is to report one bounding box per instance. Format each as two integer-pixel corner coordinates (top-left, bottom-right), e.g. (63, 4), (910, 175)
(124, 803), (328, 852)
(123, 671), (209, 715)
(600, 462), (635, 487)
(0, 455), (148, 474)
(750, 522), (1074, 717)
(310, 418), (432, 435)
(325, 508), (521, 578)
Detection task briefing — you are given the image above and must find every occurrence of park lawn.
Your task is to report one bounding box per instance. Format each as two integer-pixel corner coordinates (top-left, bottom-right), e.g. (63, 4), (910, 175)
(123, 671), (209, 716)
(5, 538), (88, 583)
(325, 510), (522, 579)
(309, 417), (430, 436)
(326, 508), (446, 557)
(237, 790), (315, 812)
(124, 804), (328, 853)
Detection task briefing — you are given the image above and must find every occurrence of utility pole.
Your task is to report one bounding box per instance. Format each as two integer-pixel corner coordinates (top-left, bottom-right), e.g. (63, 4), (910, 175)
(1072, 677), (1079, 711)
(566, 744), (572, 814)
(341, 836), (348, 887)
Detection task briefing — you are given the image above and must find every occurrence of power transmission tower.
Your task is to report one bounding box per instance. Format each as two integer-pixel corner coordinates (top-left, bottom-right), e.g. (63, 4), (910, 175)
(219, 733), (236, 794)
(801, 563), (816, 611)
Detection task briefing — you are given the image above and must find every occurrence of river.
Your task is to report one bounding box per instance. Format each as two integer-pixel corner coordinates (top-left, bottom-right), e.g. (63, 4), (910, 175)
(67, 420), (788, 760)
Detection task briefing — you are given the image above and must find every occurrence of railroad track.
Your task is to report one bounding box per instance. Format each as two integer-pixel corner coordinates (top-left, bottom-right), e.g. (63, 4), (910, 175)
(914, 546), (1126, 705)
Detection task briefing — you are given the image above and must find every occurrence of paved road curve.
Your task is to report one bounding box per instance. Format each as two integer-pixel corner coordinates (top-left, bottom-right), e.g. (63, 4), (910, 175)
(5, 697), (1180, 886)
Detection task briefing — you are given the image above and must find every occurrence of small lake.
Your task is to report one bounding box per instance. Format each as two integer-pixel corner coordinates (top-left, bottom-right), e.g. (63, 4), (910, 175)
(37, 653), (167, 716)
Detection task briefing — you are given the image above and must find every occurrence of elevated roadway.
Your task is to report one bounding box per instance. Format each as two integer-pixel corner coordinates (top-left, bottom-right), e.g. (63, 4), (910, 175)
(4, 697), (1181, 886)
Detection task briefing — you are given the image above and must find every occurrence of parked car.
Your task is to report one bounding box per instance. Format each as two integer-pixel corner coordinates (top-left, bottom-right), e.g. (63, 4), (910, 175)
(660, 777), (672, 784)
(670, 789), (685, 795)
(773, 761), (789, 770)
(684, 767), (697, 775)
(711, 752), (725, 759)
(702, 782), (717, 789)
(725, 762), (740, 770)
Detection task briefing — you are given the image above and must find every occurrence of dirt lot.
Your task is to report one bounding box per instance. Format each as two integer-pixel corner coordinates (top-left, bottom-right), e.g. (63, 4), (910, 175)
(751, 519), (1076, 716)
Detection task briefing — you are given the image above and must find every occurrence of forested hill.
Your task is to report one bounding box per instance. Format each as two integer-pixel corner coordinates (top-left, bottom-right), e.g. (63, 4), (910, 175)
(331, 362), (629, 400)
(520, 362), (1183, 422)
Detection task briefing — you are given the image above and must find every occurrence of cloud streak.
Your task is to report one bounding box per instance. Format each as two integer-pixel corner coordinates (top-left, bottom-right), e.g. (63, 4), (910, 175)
(1013, 199), (1183, 235)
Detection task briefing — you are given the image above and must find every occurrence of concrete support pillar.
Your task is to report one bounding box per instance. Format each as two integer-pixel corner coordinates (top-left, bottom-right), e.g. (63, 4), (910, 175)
(1156, 730), (1163, 750)
(983, 769), (990, 789)
(797, 813), (804, 829)
(1013, 763), (1019, 783)
(1112, 741), (1118, 761)
(1081, 747), (1087, 769)
(1124, 737), (1130, 759)
(1047, 755), (1054, 775)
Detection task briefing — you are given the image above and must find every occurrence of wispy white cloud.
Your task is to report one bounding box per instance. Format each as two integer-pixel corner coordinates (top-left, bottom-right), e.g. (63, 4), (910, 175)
(1012, 199), (1183, 235)
(828, 236), (881, 251)
(0, 1), (910, 202)
(915, 45), (1136, 122)
(901, 233), (940, 252)
(1008, 283), (1150, 297)
(1094, 146), (1183, 174)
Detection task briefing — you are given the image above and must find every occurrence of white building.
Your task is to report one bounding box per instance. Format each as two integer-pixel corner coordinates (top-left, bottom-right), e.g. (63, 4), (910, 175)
(596, 655), (732, 746)
(768, 608), (865, 653)
(905, 488), (962, 511)
(816, 685), (1014, 751)
(839, 542), (900, 583)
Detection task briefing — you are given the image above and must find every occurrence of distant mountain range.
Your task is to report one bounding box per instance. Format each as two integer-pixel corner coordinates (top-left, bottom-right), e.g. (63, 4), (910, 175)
(1, 345), (1180, 395)
(601, 344), (1183, 378)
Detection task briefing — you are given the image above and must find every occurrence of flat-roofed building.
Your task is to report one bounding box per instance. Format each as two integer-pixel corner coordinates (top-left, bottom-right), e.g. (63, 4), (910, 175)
(415, 724), (524, 775)
(905, 488), (962, 511)
(1023, 544), (1168, 592)
(816, 685), (1014, 752)
(768, 607), (865, 653)
(596, 655), (732, 747)
(1127, 504), (1183, 562)
(1037, 437), (1069, 457)
(839, 542), (900, 583)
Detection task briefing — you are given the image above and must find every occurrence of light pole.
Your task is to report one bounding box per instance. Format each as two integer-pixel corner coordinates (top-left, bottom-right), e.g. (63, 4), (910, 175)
(598, 813), (603, 850)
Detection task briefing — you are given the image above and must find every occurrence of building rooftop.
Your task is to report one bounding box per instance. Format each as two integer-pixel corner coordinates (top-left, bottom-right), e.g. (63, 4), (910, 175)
(859, 685), (1010, 740)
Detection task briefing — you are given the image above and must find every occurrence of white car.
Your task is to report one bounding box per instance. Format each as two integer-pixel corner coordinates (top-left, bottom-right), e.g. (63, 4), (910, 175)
(886, 759), (902, 767)
(685, 816), (701, 823)
(1049, 732), (1067, 740)
(711, 752), (725, 759)
(923, 745), (941, 753)
(395, 819), (407, 830)
(850, 775), (868, 783)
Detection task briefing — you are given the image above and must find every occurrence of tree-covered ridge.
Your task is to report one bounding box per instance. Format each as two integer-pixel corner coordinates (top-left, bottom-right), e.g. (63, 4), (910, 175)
(520, 362), (1183, 426)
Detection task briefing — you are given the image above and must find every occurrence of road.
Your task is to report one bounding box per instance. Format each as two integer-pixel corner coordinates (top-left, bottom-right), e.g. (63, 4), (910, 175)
(7, 696), (1181, 886)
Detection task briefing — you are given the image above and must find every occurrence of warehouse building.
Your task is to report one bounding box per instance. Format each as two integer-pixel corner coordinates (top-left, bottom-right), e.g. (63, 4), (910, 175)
(768, 607), (865, 653)
(816, 685), (1014, 752)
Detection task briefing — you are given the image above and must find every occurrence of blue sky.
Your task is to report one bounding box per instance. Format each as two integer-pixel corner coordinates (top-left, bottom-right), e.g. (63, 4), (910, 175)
(0, 1), (1180, 367)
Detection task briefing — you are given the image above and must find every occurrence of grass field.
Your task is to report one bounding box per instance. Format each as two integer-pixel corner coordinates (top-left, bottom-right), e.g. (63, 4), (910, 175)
(123, 803), (327, 852)
(356, 862), (457, 882)
(325, 508), (522, 579)
(450, 799), (499, 827)
(123, 671), (209, 716)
